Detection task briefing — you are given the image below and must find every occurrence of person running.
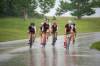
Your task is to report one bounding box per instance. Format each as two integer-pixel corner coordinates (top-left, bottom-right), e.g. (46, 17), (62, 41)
(46, 19), (50, 40)
(64, 20), (76, 48)
(28, 23), (36, 44)
(40, 22), (44, 44)
(51, 22), (58, 46)
(70, 20), (76, 44)
(51, 22), (58, 39)
(40, 21), (50, 47)
(43, 17), (50, 39)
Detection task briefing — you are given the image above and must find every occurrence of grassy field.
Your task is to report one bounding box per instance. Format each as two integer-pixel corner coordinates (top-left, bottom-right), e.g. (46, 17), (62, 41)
(0, 18), (42, 42)
(90, 41), (100, 50)
(0, 17), (100, 42)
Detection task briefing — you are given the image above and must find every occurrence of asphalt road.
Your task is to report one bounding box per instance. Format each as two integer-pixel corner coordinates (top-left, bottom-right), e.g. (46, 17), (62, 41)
(0, 32), (100, 66)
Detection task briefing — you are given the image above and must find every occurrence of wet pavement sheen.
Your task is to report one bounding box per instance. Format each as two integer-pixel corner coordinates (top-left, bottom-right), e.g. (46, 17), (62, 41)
(0, 32), (100, 66)
(25, 47), (100, 66)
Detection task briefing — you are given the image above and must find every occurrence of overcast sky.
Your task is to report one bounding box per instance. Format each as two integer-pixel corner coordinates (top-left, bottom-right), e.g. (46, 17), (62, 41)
(36, 0), (100, 17)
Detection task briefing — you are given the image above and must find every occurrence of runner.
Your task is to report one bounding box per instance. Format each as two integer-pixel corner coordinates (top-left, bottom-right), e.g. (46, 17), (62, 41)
(64, 20), (76, 48)
(40, 22), (43, 44)
(70, 20), (76, 44)
(51, 22), (58, 46)
(46, 19), (50, 40)
(44, 17), (50, 39)
(40, 21), (50, 47)
(28, 23), (36, 45)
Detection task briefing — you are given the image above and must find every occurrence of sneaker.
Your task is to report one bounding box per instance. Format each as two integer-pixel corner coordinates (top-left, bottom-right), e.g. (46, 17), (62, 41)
(56, 37), (57, 40)
(27, 42), (30, 44)
(64, 46), (66, 48)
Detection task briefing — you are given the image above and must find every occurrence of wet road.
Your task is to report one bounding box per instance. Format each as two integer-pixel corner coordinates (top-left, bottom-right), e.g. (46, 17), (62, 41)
(0, 32), (100, 66)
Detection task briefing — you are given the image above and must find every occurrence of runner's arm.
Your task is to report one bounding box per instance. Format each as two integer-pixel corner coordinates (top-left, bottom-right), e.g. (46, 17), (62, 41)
(34, 26), (36, 32)
(64, 28), (66, 35)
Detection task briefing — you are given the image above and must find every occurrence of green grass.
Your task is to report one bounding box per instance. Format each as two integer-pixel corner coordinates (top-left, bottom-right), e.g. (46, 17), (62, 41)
(90, 41), (100, 50)
(76, 18), (100, 32)
(0, 17), (43, 42)
(51, 17), (100, 34)
(0, 17), (100, 42)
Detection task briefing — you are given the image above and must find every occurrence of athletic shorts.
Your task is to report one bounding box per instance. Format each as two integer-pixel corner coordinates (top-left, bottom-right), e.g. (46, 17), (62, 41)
(29, 32), (35, 34)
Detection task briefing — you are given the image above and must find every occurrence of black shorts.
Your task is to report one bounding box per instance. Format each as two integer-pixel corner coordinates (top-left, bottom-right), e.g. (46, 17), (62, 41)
(52, 31), (57, 33)
(29, 31), (35, 34)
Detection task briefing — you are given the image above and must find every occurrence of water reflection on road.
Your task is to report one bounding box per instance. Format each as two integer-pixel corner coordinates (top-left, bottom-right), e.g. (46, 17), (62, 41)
(28, 49), (35, 66)
(25, 32), (100, 66)
(40, 48), (47, 66)
(52, 48), (57, 66)
(1, 33), (100, 66)
(27, 47), (79, 66)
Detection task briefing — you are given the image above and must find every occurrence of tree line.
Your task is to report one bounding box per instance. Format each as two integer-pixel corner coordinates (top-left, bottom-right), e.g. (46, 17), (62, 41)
(0, 0), (100, 19)
(0, 0), (55, 18)
(57, 0), (100, 19)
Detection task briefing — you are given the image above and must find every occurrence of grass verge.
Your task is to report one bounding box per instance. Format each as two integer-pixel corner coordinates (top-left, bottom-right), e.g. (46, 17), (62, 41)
(90, 41), (100, 51)
(0, 17), (100, 42)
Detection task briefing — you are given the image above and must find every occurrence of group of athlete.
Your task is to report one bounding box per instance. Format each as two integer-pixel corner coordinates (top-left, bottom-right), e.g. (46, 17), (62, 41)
(28, 18), (76, 48)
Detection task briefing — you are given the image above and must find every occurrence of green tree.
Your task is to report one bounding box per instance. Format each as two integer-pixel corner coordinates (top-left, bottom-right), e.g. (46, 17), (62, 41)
(0, 0), (37, 18)
(56, 0), (100, 19)
(91, 0), (100, 7)
(15, 0), (37, 19)
(38, 0), (55, 16)
(0, 0), (21, 17)
(0, 0), (5, 16)
(0, 0), (15, 17)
